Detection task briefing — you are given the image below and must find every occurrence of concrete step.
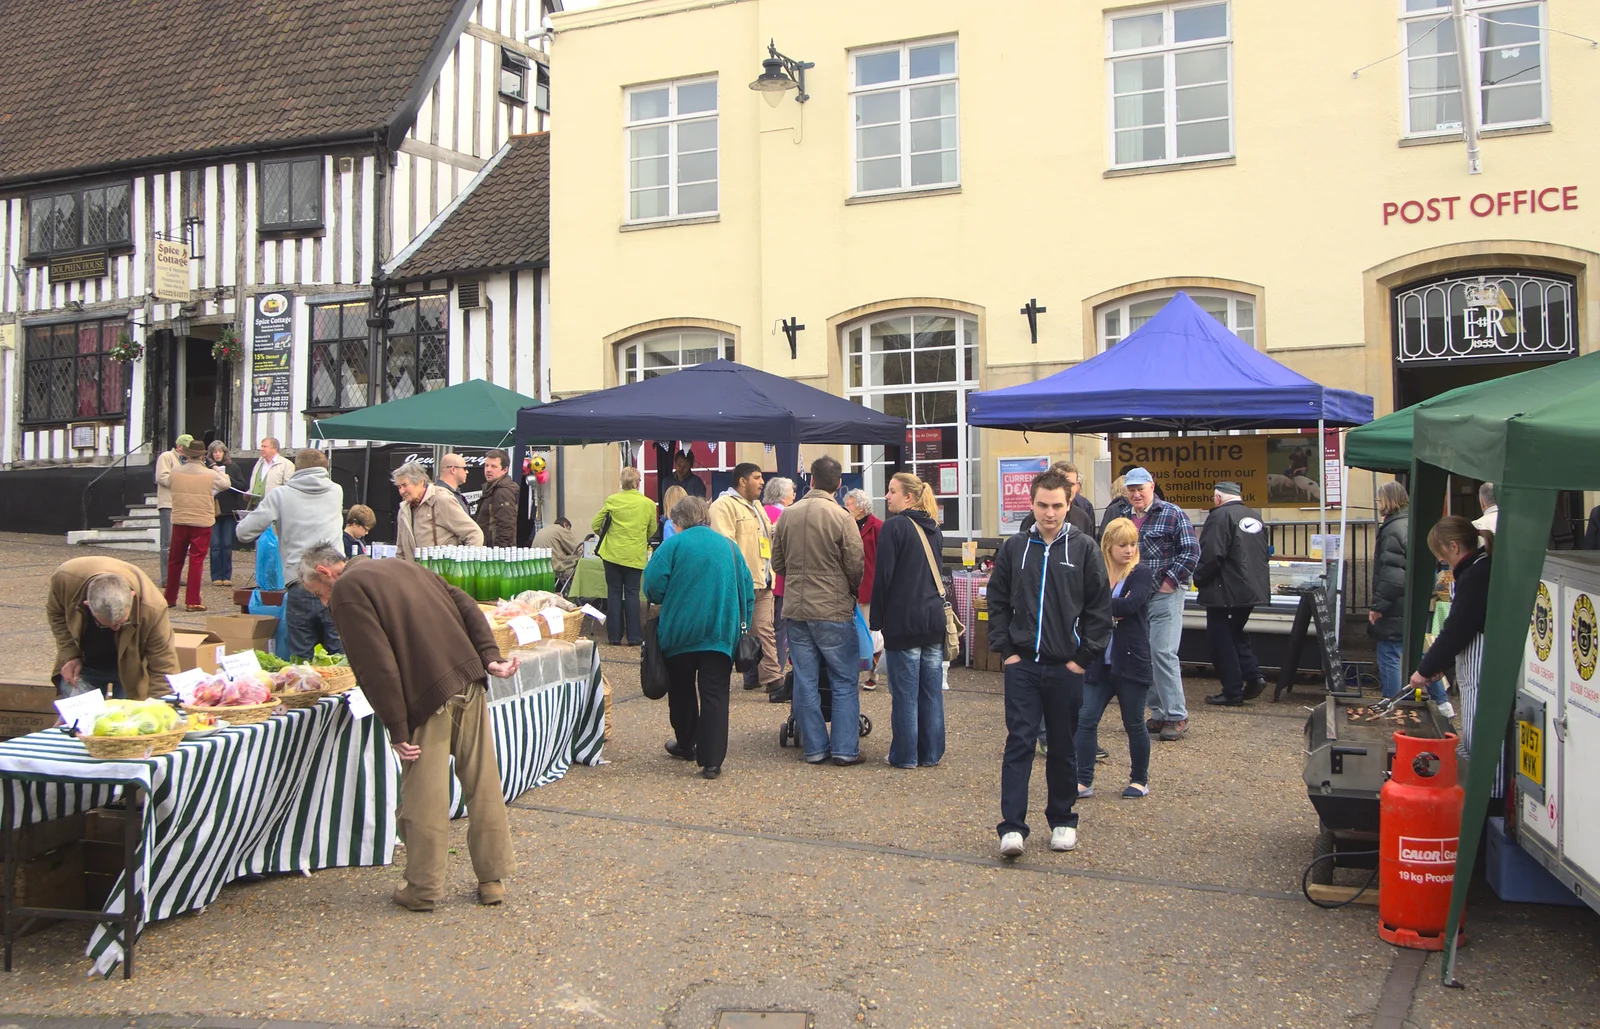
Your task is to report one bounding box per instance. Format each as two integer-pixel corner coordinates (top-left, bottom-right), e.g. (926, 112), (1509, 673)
(67, 526), (160, 552)
(126, 505), (160, 517)
(114, 516), (161, 529)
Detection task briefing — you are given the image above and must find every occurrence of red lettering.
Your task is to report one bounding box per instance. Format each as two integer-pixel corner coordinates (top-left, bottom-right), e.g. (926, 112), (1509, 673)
(1401, 200), (1425, 224)
(1383, 201), (1399, 225)
(1471, 193), (1495, 216)
(1539, 187), (1561, 211)
(1426, 198), (1442, 222)
(1513, 190), (1528, 214)
(1443, 196), (1460, 219)
(1496, 191), (1512, 215)
(1563, 185), (1579, 210)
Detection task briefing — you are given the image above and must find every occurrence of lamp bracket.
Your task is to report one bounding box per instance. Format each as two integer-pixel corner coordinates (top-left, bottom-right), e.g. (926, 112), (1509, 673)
(781, 316), (805, 359)
(767, 40), (813, 103)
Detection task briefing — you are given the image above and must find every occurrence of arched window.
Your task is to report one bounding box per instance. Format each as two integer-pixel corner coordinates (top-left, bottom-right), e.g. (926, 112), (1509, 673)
(1096, 288), (1255, 350)
(617, 329), (734, 384)
(842, 309), (980, 535)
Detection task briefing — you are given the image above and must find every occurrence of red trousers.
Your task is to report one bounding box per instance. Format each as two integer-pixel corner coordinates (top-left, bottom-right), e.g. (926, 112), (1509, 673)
(165, 524), (212, 607)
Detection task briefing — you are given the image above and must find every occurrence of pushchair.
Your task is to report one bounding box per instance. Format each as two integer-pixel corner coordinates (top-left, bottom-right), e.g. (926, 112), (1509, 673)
(776, 660), (872, 749)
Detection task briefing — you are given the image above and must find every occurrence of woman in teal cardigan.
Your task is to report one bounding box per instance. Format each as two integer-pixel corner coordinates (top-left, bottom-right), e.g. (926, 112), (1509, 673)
(643, 495), (754, 780)
(591, 466), (659, 646)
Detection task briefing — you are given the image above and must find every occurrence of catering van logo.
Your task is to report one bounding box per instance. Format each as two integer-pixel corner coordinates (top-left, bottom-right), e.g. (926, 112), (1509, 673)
(1532, 582), (1554, 662)
(258, 293), (288, 317)
(1398, 836), (1458, 865)
(1574, 594), (1598, 681)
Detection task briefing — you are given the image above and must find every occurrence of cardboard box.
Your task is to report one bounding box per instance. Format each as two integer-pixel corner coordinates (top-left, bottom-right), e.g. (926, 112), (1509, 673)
(206, 614), (277, 656)
(971, 614), (998, 672)
(173, 631), (226, 674)
(1, 842), (87, 934)
(0, 680), (60, 740)
(0, 813), (85, 862)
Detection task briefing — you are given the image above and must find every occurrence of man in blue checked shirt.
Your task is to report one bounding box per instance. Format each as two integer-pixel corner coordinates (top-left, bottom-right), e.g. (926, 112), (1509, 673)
(1122, 468), (1200, 741)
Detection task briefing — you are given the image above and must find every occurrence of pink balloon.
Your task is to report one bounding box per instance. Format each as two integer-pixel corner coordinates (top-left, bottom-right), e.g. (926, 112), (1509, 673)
(535, 470), (550, 484)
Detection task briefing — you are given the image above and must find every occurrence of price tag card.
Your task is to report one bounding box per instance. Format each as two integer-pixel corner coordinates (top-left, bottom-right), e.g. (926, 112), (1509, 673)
(961, 541), (977, 567)
(344, 687), (375, 721)
(167, 668), (211, 702)
(55, 689), (108, 733)
(539, 608), (566, 636)
(220, 650), (263, 681)
(508, 615), (542, 645)
(580, 603), (607, 624)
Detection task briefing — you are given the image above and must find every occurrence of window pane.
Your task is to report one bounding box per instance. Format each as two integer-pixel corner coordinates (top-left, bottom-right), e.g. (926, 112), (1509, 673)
(909, 42), (955, 78)
(880, 392), (911, 420)
(419, 333), (447, 390)
(291, 161), (320, 223)
(870, 317), (912, 351)
(387, 339), (416, 400)
(309, 345), (338, 408)
(677, 150), (716, 184)
(678, 118), (717, 151)
(1175, 47), (1227, 86)
(500, 66), (525, 98)
(312, 305), (342, 339)
(82, 189), (106, 247)
(855, 90), (900, 126)
(849, 352), (863, 389)
(916, 391), (957, 425)
(53, 325), (75, 358)
(631, 187), (669, 220)
(1236, 300), (1254, 328)
(1115, 127), (1165, 164)
(1408, 17), (1457, 58)
(909, 82), (956, 119)
(1112, 12), (1163, 51)
(1129, 297), (1167, 329)
(1114, 56), (1164, 93)
(1406, 0), (1446, 10)
(1410, 92), (1462, 132)
(913, 347), (956, 384)
(871, 350), (911, 387)
(857, 124), (900, 160)
(1482, 82), (1542, 125)
(1115, 92), (1164, 129)
(390, 300), (417, 335)
(677, 182), (717, 214)
(1409, 54), (1459, 92)
(418, 296), (446, 332)
(910, 117), (957, 153)
(858, 156), (901, 192)
(341, 340), (370, 408)
(910, 151), (956, 186)
(1197, 295), (1229, 325)
(677, 80), (717, 114)
(105, 185), (131, 244)
(77, 356), (98, 416)
(261, 162), (290, 225)
(855, 50), (900, 86)
(29, 198), (52, 252)
(102, 357), (125, 415)
(1173, 3), (1227, 42)
(1176, 118), (1229, 157)
(629, 87), (669, 121)
(78, 323), (100, 355)
(630, 125), (668, 160)
(1483, 5), (1540, 47)
(50, 194), (78, 251)
(1177, 82), (1228, 122)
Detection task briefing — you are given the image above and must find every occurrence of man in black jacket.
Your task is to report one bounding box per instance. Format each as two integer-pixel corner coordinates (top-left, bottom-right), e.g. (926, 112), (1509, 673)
(1195, 482), (1271, 706)
(988, 470), (1113, 859)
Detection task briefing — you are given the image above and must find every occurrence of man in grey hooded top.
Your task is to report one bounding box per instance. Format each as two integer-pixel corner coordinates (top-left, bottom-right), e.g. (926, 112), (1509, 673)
(238, 447), (346, 658)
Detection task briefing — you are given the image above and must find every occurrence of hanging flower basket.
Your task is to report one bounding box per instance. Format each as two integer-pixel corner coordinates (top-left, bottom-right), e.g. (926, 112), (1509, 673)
(108, 331), (143, 363)
(213, 326), (242, 363)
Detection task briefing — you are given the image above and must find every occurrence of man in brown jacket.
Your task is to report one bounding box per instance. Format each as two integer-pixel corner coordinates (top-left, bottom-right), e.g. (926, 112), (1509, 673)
(475, 449), (520, 547)
(771, 455), (865, 765)
(166, 439), (230, 610)
(47, 556), (179, 700)
(394, 461), (484, 559)
(300, 542), (516, 911)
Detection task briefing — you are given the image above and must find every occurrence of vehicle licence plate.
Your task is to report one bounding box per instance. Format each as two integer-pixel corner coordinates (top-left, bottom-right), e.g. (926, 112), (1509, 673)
(1518, 720), (1544, 787)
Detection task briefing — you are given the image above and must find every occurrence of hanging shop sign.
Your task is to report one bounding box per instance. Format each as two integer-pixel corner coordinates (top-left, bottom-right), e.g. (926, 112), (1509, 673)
(1110, 433), (1340, 510)
(250, 291), (293, 413)
(998, 456), (1050, 533)
(1393, 272), (1577, 365)
(152, 240), (191, 302)
(47, 252), (108, 282)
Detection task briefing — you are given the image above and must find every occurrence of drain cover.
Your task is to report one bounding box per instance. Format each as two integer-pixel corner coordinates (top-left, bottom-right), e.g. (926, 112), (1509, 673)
(714, 1013), (811, 1029)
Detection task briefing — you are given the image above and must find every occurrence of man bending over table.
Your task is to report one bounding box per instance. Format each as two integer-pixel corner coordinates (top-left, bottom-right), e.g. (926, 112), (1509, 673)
(298, 542), (519, 911)
(47, 556), (179, 700)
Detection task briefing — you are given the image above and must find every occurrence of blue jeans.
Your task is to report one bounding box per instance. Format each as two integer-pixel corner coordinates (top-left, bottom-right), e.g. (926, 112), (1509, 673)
(1076, 671), (1151, 788)
(788, 620), (861, 761)
(1146, 587), (1187, 721)
(1376, 638), (1447, 703)
(285, 582), (342, 661)
(209, 515), (236, 582)
(885, 645), (945, 767)
(999, 659), (1083, 838)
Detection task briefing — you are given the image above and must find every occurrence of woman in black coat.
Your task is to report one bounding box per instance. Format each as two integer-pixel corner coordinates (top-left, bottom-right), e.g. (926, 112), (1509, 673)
(207, 441), (247, 585)
(869, 472), (947, 769)
(1075, 516), (1155, 798)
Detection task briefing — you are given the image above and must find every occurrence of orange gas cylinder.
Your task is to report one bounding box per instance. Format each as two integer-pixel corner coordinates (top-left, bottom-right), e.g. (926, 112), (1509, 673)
(1379, 731), (1466, 950)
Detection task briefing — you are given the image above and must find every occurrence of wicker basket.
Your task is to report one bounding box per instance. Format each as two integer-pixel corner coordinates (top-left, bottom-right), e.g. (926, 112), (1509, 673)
(78, 727), (188, 759)
(318, 665), (356, 694)
(272, 689), (326, 709)
(480, 604), (584, 649)
(183, 700), (278, 725)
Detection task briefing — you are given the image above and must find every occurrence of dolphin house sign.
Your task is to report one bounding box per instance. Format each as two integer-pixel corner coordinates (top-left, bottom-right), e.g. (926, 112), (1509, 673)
(1393, 272), (1577, 365)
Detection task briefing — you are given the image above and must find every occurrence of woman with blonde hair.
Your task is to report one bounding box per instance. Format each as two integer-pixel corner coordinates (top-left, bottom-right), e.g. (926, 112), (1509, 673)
(591, 465), (659, 646)
(869, 471), (947, 767)
(1074, 516), (1156, 798)
(1412, 516), (1494, 758)
(657, 484), (689, 542)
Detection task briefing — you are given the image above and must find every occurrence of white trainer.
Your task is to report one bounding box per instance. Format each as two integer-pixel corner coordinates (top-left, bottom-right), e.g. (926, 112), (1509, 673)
(999, 832), (1025, 858)
(1437, 701), (1457, 720)
(1050, 826), (1078, 852)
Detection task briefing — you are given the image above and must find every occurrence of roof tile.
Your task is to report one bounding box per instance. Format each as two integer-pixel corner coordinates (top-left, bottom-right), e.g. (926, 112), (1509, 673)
(393, 133), (549, 280)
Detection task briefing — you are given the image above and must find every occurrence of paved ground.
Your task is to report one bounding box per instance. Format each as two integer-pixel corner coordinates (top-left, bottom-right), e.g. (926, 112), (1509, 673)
(2, 533), (1597, 1028)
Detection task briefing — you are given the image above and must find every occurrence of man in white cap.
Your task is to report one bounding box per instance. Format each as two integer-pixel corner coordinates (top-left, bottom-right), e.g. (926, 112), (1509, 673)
(1122, 467), (1199, 741)
(1194, 481), (1271, 706)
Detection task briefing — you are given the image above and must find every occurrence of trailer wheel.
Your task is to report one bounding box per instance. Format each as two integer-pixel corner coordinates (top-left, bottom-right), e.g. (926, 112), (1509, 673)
(1309, 827), (1337, 886)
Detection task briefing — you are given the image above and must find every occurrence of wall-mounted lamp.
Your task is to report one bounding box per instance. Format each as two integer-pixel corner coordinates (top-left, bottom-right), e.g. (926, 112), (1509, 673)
(749, 39), (813, 107)
(781, 317), (805, 359)
(1020, 298), (1047, 345)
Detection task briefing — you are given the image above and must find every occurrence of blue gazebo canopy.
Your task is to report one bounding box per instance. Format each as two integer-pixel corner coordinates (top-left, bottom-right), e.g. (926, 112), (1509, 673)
(967, 292), (1373, 434)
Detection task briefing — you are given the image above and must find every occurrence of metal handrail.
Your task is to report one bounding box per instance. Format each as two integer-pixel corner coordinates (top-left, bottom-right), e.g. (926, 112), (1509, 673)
(81, 440), (152, 532)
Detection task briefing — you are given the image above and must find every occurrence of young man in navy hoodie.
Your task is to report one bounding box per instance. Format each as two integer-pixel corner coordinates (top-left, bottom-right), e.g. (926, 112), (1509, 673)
(988, 470), (1113, 858)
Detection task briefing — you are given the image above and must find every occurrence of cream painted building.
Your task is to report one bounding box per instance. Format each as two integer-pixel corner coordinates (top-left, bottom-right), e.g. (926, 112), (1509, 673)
(548, 0), (1599, 536)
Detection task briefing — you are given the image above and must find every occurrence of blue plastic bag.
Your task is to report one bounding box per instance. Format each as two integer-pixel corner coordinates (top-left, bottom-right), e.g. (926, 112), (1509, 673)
(248, 526), (290, 658)
(855, 606), (874, 671)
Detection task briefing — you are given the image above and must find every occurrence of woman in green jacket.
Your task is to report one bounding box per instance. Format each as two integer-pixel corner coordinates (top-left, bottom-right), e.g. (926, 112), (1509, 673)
(592, 466), (659, 646)
(643, 495), (754, 779)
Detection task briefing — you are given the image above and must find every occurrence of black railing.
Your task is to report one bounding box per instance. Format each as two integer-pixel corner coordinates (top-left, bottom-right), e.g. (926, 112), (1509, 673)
(81, 441), (152, 532)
